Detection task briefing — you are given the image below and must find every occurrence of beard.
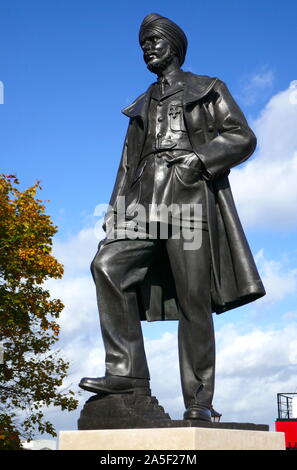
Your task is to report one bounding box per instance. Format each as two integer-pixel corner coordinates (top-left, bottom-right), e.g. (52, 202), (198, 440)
(146, 47), (176, 75)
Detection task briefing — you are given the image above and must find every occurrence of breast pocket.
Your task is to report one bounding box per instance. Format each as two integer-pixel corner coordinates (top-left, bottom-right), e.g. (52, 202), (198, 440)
(169, 103), (187, 132)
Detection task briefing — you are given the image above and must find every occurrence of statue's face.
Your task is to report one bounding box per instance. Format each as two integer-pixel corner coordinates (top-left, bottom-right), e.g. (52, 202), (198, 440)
(141, 33), (175, 74)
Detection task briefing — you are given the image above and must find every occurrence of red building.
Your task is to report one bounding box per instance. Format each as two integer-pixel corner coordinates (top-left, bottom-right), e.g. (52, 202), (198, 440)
(275, 393), (297, 450)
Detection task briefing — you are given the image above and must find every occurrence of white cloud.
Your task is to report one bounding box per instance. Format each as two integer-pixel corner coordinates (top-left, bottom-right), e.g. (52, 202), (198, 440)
(238, 69), (275, 106)
(45, 223), (106, 335)
(46, 275), (98, 334)
(231, 84), (297, 229)
(216, 324), (297, 377)
(52, 226), (103, 276)
(214, 322), (297, 427)
(255, 249), (297, 304)
(282, 310), (297, 321)
(144, 332), (181, 409)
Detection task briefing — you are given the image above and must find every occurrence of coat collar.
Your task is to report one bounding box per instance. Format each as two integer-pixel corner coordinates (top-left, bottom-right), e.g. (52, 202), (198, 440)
(183, 73), (218, 105)
(121, 84), (153, 119)
(121, 71), (218, 119)
(151, 81), (184, 101)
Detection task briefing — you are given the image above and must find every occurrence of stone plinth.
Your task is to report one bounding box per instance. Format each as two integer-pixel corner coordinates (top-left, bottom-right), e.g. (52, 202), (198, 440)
(71, 393), (285, 450)
(78, 393), (171, 430)
(59, 427), (285, 450)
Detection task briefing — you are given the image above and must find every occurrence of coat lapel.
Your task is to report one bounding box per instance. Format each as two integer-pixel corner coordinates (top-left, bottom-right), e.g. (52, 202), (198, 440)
(121, 84), (154, 124)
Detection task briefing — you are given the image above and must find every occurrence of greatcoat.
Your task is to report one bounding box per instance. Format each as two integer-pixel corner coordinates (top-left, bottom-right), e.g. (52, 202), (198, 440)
(103, 71), (266, 320)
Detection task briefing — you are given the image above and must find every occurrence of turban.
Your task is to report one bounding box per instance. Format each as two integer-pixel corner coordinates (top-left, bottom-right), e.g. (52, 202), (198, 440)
(139, 13), (188, 66)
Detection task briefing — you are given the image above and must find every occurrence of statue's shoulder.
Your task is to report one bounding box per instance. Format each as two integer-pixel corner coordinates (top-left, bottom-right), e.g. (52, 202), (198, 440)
(182, 72), (223, 102)
(183, 71), (222, 90)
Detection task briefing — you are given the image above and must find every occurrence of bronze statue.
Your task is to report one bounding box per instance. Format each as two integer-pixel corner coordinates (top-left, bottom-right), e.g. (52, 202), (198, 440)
(79, 14), (265, 422)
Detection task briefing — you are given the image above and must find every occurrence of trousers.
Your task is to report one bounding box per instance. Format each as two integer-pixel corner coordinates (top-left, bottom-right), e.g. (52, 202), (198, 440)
(90, 224), (215, 409)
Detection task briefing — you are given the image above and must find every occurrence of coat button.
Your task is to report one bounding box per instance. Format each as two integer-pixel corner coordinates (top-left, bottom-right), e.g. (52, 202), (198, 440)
(158, 117), (163, 122)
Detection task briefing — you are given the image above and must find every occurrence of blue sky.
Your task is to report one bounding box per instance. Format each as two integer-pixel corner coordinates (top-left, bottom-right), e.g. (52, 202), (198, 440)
(1, 0), (297, 439)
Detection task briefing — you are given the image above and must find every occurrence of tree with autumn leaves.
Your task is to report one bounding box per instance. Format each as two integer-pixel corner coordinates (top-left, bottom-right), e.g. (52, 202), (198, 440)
(0, 175), (78, 449)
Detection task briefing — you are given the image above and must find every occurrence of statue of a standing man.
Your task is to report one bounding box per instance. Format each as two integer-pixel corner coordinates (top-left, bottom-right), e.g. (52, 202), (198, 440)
(80, 14), (265, 422)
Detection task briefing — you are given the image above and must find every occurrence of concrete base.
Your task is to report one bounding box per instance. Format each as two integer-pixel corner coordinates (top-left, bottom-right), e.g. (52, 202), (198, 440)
(59, 427), (285, 450)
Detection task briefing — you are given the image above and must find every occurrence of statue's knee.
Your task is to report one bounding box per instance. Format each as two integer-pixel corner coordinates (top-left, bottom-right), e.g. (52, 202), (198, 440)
(90, 249), (103, 275)
(91, 248), (113, 279)
(90, 255), (98, 277)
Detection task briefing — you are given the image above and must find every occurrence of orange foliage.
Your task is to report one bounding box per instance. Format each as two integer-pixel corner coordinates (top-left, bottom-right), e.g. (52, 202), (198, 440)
(0, 175), (78, 448)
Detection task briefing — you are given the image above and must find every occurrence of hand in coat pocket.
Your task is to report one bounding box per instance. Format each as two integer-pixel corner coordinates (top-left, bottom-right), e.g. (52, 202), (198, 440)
(165, 152), (203, 170)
